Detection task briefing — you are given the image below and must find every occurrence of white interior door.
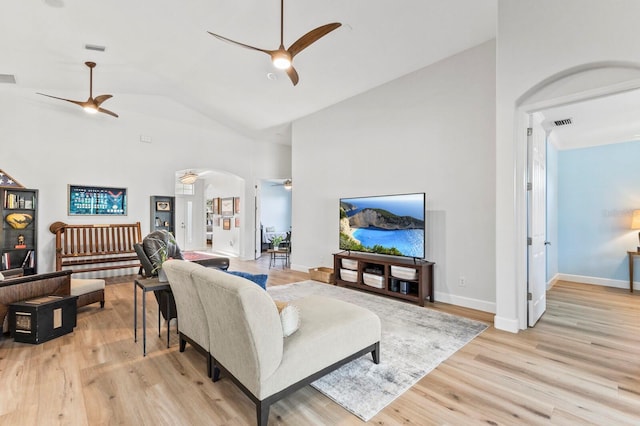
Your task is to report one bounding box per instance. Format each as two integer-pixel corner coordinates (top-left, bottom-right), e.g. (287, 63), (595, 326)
(527, 115), (547, 326)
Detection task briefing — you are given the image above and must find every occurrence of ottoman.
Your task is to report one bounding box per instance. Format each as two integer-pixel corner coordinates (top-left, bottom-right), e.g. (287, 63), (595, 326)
(71, 278), (105, 308)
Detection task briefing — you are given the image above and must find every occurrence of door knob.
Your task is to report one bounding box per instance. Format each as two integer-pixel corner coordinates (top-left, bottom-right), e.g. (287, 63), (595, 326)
(544, 241), (551, 245)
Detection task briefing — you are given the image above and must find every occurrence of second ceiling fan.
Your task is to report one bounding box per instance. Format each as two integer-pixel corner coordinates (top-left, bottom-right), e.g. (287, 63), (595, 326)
(37, 61), (118, 118)
(208, 0), (341, 86)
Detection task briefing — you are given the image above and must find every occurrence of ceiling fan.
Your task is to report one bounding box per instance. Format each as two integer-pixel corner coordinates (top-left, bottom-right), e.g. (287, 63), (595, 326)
(37, 61), (118, 118)
(208, 0), (341, 86)
(272, 179), (292, 190)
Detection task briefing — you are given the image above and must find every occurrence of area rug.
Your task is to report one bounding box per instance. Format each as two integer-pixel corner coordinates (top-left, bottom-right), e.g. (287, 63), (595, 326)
(267, 281), (488, 421)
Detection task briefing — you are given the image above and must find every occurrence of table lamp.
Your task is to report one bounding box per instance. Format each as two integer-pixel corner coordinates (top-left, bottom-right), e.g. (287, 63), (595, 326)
(632, 210), (640, 252)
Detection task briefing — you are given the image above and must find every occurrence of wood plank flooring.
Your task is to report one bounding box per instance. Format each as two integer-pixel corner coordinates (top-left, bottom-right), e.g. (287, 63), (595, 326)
(1, 258), (639, 425)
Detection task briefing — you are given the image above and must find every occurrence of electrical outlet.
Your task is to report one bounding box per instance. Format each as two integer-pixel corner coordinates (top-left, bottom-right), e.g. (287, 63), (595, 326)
(459, 276), (466, 287)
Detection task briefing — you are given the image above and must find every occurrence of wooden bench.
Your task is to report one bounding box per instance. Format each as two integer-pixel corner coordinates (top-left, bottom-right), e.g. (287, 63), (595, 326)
(50, 222), (143, 307)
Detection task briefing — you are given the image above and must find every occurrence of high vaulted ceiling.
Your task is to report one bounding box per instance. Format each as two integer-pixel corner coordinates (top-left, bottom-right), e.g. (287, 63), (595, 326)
(1, 0), (497, 143)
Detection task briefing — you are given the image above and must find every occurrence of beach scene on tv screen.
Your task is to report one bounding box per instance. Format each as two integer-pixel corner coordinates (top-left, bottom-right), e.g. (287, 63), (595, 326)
(339, 193), (425, 258)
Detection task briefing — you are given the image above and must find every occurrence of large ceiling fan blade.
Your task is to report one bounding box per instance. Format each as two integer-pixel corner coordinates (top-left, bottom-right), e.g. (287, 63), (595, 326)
(207, 31), (272, 55)
(36, 92), (85, 108)
(287, 22), (341, 59)
(97, 107), (119, 118)
(286, 66), (299, 86)
(93, 94), (113, 107)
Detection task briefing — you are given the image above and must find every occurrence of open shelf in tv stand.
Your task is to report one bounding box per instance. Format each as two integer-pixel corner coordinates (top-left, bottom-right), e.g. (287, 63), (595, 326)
(333, 252), (434, 306)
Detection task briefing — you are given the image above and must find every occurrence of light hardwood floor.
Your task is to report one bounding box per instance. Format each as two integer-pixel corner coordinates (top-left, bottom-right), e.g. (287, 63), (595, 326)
(1, 257), (639, 425)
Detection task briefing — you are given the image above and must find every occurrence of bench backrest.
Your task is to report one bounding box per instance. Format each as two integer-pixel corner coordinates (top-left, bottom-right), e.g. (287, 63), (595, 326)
(52, 222), (142, 273)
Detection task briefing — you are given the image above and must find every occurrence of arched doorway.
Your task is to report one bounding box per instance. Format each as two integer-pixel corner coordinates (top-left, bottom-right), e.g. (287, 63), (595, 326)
(174, 169), (245, 257)
(506, 62), (640, 330)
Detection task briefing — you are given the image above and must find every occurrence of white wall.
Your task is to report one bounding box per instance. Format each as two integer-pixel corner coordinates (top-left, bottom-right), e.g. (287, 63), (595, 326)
(0, 88), (290, 273)
(292, 41), (496, 312)
(496, 0), (640, 331)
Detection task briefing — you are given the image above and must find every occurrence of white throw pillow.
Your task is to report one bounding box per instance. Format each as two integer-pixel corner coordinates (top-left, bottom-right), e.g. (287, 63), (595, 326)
(0, 271), (4, 281)
(274, 300), (300, 337)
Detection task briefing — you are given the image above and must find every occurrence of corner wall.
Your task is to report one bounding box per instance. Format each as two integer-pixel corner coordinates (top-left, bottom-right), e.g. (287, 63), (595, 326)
(292, 41), (496, 312)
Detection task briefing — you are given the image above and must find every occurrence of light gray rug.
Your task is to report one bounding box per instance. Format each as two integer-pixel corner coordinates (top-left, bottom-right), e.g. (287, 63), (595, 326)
(267, 280), (488, 421)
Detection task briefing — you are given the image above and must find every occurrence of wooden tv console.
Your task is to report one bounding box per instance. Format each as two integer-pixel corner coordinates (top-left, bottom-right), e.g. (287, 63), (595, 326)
(333, 252), (434, 306)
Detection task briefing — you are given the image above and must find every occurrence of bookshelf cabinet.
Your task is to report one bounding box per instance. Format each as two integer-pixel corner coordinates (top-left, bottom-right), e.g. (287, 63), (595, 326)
(150, 195), (175, 235)
(1, 188), (38, 275)
(333, 252), (434, 306)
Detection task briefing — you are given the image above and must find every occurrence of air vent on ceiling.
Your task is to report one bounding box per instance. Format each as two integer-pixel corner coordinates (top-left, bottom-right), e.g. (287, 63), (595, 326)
(553, 118), (572, 126)
(0, 74), (16, 84)
(85, 44), (106, 52)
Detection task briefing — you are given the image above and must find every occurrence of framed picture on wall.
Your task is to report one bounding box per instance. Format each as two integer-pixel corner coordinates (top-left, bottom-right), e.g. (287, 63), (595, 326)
(234, 197), (240, 214)
(212, 197), (220, 214)
(221, 197), (233, 216)
(235, 217), (240, 228)
(68, 184), (127, 216)
(223, 218), (231, 230)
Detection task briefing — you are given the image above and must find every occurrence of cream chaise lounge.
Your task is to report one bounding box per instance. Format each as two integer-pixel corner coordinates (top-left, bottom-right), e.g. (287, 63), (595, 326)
(163, 260), (381, 426)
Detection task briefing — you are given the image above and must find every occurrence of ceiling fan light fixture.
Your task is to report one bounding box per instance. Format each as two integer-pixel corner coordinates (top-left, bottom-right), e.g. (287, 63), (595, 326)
(272, 52), (292, 70)
(84, 105), (98, 114)
(179, 171), (199, 184)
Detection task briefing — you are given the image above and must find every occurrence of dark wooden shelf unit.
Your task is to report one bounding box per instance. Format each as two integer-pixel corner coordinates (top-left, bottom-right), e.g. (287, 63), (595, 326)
(333, 252), (434, 306)
(1, 188), (38, 275)
(150, 195), (175, 235)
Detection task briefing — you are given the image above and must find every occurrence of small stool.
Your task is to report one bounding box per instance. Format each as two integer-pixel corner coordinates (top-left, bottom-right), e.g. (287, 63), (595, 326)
(70, 278), (106, 309)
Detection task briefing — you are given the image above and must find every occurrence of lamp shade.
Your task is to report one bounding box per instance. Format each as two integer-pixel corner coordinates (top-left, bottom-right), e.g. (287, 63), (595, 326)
(179, 171), (199, 184)
(632, 210), (640, 230)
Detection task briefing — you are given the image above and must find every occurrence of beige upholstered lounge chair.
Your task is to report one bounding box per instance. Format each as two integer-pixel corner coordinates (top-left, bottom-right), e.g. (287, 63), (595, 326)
(163, 261), (212, 377)
(171, 261), (381, 426)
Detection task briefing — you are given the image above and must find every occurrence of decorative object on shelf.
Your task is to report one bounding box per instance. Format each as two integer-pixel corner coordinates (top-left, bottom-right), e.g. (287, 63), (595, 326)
(179, 171), (199, 184)
(207, 0), (341, 86)
(283, 179), (292, 190)
(234, 197), (240, 214)
(0, 170), (24, 188)
(15, 234), (26, 249)
(221, 197), (234, 216)
(631, 209), (640, 251)
(212, 197), (220, 214)
(223, 218), (231, 230)
(37, 61), (118, 118)
(68, 184), (127, 216)
(156, 201), (171, 211)
(5, 212), (33, 229)
(214, 217), (220, 227)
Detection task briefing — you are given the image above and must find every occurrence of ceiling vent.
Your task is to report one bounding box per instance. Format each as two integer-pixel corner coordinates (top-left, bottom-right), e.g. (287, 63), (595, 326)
(553, 118), (572, 126)
(85, 44), (106, 52)
(0, 74), (16, 84)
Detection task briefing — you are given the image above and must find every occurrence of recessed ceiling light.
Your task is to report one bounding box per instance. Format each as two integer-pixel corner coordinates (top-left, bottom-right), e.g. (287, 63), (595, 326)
(267, 72), (278, 81)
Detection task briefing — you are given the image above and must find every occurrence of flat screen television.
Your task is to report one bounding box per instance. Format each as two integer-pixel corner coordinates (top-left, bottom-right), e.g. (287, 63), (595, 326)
(339, 192), (425, 259)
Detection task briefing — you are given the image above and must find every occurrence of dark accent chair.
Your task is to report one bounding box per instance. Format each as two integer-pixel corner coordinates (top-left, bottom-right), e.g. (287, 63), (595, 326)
(133, 232), (230, 321)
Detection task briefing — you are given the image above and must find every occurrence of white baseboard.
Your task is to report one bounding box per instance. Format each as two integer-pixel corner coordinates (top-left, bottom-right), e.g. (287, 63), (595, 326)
(433, 291), (495, 313)
(557, 273), (630, 290)
(546, 273), (560, 290)
(290, 263), (312, 273)
(493, 315), (519, 333)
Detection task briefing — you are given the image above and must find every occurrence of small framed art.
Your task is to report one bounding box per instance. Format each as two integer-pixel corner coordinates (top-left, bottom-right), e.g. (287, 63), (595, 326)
(221, 197), (234, 216)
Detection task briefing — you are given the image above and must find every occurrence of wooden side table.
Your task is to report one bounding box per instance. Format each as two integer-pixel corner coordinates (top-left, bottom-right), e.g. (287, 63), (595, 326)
(628, 251), (640, 293)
